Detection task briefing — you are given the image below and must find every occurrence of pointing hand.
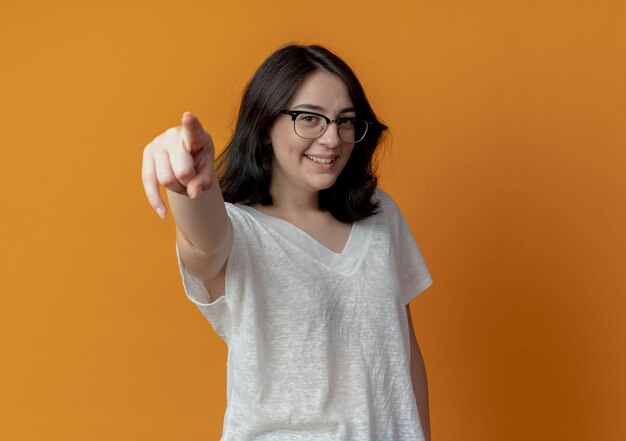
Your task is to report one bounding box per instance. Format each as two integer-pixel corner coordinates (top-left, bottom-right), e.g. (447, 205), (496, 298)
(142, 112), (215, 218)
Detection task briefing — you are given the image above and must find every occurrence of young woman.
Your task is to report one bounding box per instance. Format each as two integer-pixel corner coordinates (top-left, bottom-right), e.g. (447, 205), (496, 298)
(142, 44), (433, 441)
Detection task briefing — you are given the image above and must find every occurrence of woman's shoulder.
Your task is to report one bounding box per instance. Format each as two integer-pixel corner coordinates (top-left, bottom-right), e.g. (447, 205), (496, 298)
(373, 187), (390, 202)
(372, 188), (400, 213)
(223, 202), (264, 231)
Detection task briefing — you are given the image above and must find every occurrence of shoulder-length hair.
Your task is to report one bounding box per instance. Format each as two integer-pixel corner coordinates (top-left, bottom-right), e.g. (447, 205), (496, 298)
(216, 44), (387, 222)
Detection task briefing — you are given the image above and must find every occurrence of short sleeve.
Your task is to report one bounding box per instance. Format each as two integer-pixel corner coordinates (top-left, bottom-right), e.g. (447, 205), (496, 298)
(175, 243), (231, 342)
(381, 192), (433, 305)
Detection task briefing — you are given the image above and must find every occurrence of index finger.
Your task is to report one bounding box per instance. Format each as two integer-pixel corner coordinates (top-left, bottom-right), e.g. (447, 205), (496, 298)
(142, 150), (166, 219)
(181, 112), (207, 154)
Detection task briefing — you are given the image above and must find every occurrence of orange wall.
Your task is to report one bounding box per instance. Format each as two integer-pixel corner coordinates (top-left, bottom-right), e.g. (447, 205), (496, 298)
(1, 1), (625, 440)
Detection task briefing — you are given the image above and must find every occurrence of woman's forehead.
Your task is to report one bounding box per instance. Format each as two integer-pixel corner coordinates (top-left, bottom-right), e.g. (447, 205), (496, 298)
(287, 70), (353, 111)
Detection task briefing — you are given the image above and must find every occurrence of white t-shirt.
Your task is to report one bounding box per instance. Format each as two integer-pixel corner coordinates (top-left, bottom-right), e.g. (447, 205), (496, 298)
(176, 189), (433, 441)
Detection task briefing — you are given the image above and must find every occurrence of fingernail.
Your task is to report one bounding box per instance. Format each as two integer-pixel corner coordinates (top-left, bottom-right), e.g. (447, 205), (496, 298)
(189, 187), (201, 199)
(156, 207), (165, 218)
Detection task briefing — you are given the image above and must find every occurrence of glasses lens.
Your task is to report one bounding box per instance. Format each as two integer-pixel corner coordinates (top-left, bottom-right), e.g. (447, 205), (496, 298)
(338, 118), (368, 144)
(293, 113), (369, 143)
(294, 113), (326, 138)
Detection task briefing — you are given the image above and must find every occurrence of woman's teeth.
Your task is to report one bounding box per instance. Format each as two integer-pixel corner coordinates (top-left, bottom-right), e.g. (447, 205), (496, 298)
(306, 155), (334, 164)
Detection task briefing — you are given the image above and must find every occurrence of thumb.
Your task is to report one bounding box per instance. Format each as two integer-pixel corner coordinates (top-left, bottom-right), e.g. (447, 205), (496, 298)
(181, 112), (208, 153)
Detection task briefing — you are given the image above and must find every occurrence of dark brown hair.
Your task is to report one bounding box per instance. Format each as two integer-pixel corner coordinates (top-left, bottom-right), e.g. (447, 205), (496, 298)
(216, 44), (387, 222)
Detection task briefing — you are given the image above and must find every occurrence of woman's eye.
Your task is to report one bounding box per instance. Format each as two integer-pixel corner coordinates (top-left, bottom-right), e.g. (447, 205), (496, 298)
(337, 117), (355, 126)
(299, 114), (320, 124)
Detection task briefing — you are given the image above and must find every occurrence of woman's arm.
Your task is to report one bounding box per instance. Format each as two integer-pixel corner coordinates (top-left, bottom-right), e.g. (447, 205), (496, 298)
(142, 112), (233, 282)
(407, 305), (431, 441)
(168, 178), (232, 281)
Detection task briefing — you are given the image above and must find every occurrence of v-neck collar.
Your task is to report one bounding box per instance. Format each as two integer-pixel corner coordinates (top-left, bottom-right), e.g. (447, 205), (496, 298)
(235, 204), (375, 276)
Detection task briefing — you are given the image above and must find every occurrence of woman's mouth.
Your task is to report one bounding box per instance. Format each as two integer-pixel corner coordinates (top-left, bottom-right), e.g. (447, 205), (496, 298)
(304, 154), (336, 164)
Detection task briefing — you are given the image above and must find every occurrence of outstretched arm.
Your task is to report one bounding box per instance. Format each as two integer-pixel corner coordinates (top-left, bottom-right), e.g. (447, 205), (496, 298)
(142, 112), (232, 282)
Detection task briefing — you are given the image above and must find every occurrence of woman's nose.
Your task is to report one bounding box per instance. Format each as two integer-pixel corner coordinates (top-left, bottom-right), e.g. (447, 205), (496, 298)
(318, 121), (342, 147)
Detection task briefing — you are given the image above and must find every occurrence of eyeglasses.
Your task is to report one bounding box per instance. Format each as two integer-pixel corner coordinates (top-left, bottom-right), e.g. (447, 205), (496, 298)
(280, 110), (371, 144)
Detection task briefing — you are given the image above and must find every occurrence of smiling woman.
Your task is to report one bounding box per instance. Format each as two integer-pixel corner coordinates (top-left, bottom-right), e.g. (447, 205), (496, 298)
(214, 45), (386, 223)
(141, 44), (434, 441)
(268, 70), (357, 198)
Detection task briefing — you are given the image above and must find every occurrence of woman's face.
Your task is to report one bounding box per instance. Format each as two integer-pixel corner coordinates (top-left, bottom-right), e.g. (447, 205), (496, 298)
(268, 70), (355, 199)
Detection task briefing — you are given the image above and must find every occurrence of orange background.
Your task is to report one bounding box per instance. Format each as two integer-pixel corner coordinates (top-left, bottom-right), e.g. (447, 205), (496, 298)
(1, 1), (625, 440)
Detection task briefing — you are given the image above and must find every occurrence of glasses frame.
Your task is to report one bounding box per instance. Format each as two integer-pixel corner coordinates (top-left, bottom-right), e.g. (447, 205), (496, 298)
(280, 109), (372, 144)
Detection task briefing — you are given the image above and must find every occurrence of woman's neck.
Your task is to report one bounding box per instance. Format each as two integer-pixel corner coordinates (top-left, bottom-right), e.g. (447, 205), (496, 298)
(266, 182), (321, 218)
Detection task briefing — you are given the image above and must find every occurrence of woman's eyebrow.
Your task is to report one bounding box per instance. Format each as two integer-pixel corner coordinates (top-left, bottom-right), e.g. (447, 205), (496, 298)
(292, 103), (356, 113)
(338, 107), (356, 114)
